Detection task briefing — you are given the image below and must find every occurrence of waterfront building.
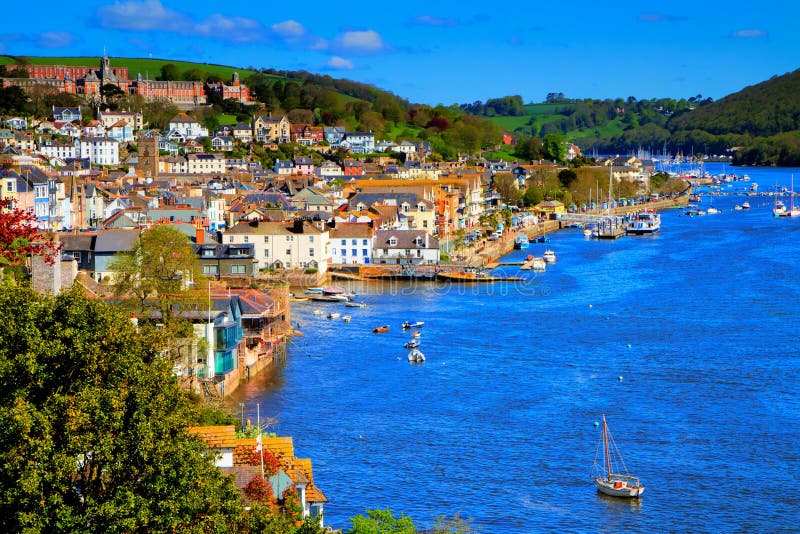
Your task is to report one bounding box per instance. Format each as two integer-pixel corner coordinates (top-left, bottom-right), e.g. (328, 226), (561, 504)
(373, 229), (439, 265)
(223, 219), (330, 273)
(330, 222), (374, 264)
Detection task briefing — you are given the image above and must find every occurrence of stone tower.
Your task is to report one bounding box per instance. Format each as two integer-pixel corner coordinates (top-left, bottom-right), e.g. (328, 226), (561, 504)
(138, 134), (159, 178)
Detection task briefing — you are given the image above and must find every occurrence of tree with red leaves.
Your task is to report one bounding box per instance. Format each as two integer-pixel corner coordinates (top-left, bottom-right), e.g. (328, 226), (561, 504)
(243, 475), (274, 504)
(0, 198), (61, 268)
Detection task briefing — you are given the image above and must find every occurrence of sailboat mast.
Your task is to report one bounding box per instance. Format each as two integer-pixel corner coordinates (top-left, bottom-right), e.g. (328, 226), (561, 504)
(603, 415), (611, 482)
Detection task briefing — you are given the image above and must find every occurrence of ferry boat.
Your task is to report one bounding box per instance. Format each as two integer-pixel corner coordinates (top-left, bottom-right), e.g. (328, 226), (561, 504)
(514, 235), (530, 249)
(626, 211), (661, 235)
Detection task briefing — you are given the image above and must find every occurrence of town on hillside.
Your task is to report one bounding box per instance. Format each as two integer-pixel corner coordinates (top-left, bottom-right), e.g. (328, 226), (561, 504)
(0, 56), (685, 532)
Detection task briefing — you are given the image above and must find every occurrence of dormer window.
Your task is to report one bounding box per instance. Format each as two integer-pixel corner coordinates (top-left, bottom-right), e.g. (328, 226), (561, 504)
(418, 204), (425, 212)
(201, 248), (215, 258)
(415, 237), (424, 246)
(388, 237), (397, 247)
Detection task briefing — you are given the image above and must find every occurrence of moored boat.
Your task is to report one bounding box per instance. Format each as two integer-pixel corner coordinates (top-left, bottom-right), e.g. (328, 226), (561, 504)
(543, 249), (557, 263)
(407, 349), (425, 362)
(373, 325), (389, 333)
(404, 339), (421, 349)
(345, 301), (367, 308)
(514, 235), (530, 249)
(592, 415), (644, 499)
(626, 211), (661, 235)
(741, 202), (751, 209)
(327, 312), (340, 319)
(402, 321), (425, 329)
(342, 315), (351, 322)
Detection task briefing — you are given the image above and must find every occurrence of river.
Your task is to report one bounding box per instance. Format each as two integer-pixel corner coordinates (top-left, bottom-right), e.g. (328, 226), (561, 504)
(227, 163), (800, 532)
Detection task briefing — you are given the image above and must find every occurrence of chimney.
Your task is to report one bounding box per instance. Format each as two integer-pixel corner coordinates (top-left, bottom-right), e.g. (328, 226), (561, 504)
(195, 219), (205, 245)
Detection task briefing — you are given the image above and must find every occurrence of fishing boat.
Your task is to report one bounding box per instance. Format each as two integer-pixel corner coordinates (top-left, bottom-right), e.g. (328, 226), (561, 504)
(773, 199), (787, 217)
(626, 210), (661, 235)
(543, 249), (557, 263)
(345, 301), (367, 308)
(404, 339), (421, 349)
(592, 416), (645, 499)
(402, 321), (425, 329)
(514, 235), (530, 249)
(407, 349), (426, 362)
(373, 325), (389, 333)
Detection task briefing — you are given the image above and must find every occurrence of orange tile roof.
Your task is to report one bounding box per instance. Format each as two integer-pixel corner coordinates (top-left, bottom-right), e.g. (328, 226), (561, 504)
(187, 425), (239, 448)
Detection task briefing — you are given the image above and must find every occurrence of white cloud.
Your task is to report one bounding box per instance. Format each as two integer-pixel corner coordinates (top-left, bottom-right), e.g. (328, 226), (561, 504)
(732, 29), (767, 39)
(195, 14), (264, 42)
(324, 56), (355, 70)
(271, 20), (306, 38)
(96, 1), (264, 42)
(412, 15), (458, 27)
(333, 30), (386, 54)
(96, 0), (190, 32)
(37, 32), (74, 48)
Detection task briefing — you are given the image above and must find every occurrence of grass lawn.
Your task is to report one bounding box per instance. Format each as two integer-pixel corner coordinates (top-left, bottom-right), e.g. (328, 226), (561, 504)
(217, 114), (239, 125)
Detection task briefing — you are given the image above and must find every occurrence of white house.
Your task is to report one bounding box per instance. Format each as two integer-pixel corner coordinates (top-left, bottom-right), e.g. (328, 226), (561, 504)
(39, 140), (78, 161)
(330, 223), (374, 265)
(341, 131), (375, 154)
(373, 229), (439, 265)
(187, 153), (225, 174)
(79, 137), (120, 166)
(223, 219), (329, 273)
(167, 113), (209, 140)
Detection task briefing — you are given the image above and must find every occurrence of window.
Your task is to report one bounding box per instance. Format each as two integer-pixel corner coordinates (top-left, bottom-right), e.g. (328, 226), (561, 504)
(351, 239), (357, 245)
(230, 264), (246, 275)
(419, 204), (425, 212)
(342, 249), (347, 256)
(286, 248), (291, 255)
(264, 249), (269, 257)
(309, 236), (314, 243)
(71, 251), (81, 262)
(340, 239), (346, 245)
(351, 249), (357, 256)
(263, 236), (269, 243)
(309, 248), (315, 257)
(286, 235), (294, 241)
(389, 237), (397, 246)
(362, 249), (368, 256)
(228, 235), (234, 243)
(243, 236), (249, 243)
(202, 249), (215, 257)
(362, 239), (368, 245)
(423, 220), (428, 228)
(203, 265), (219, 275)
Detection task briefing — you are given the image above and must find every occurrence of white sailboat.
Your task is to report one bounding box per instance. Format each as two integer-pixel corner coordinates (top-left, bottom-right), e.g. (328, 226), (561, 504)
(592, 415), (644, 498)
(787, 175), (800, 217)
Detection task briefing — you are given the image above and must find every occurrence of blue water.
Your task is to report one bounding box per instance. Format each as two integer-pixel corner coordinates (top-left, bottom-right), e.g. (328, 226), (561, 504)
(228, 164), (800, 532)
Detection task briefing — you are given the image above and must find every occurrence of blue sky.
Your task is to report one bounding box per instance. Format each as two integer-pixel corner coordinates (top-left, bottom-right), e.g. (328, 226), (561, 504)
(2, 0), (798, 105)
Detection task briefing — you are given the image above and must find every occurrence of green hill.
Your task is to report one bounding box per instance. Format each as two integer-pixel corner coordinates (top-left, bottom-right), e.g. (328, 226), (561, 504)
(667, 69), (800, 136)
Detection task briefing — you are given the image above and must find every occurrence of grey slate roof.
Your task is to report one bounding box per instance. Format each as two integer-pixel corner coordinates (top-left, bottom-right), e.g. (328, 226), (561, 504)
(93, 229), (139, 253)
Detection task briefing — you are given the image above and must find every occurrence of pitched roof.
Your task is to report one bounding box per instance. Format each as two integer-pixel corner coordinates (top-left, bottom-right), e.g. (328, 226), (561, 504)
(93, 229), (139, 253)
(375, 229), (438, 249)
(330, 222), (373, 239)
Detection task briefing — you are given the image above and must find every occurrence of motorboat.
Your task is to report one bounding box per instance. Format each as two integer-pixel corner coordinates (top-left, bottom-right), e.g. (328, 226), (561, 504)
(327, 312), (340, 319)
(411, 331), (421, 338)
(734, 204), (743, 211)
(407, 349), (426, 362)
(312, 309), (323, 315)
(345, 301), (367, 308)
(741, 202), (751, 209)
(304, 287), (324, 294)
(532, 258), (547, 271)
(543, 250), (557, 263)
(342, 315), (351, 322)
(626, 211), (661, 235)
(404, 339), (421, 349)
(706, 206), (720, 214)
(373, 325), (389, 333)
(583, 228), (593, 237)
(592, 415), (644, 499)
(402, 321), (425, 329)
(533, 235), (550, 244)
(514, 235), (530, 249)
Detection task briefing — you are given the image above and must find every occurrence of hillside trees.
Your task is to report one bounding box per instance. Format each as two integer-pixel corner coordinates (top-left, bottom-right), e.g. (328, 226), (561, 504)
(0, 284), (257, 532)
